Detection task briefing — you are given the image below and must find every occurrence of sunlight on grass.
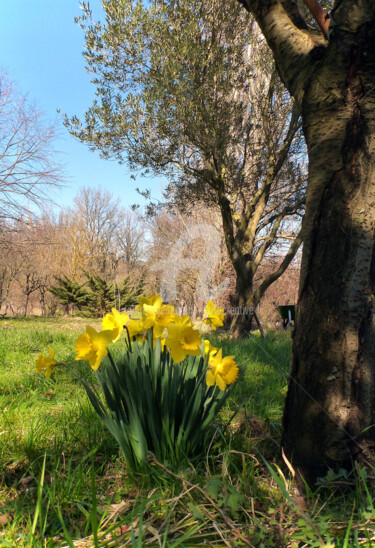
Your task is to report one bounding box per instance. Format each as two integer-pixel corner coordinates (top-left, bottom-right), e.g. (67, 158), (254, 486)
(1, 319), (374, 547)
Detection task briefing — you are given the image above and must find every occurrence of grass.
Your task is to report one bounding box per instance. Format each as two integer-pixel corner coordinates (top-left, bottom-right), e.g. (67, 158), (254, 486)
(0, 317), (375, 546)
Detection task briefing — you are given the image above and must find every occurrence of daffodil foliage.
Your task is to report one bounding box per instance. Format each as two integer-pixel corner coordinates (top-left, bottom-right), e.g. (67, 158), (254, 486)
(36, 295), (238, 470)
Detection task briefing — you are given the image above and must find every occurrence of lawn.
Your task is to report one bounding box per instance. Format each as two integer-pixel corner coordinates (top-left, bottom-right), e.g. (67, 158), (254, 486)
(0, 318), (374, 546)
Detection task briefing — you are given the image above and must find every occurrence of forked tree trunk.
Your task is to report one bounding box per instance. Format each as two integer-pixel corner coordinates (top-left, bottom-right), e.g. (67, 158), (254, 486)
(282, 20), (375, 481)
(228, 237), (302, 339)
(239, 0), (375, 483)
(229, 276), (265, 339)
(229, 292), (266, 339)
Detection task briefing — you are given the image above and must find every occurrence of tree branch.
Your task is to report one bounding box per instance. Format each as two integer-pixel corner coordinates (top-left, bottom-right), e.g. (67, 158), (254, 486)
(253, 229), (303, 304)
(303, 0), (329, 38)
(237, 0), (326, 102)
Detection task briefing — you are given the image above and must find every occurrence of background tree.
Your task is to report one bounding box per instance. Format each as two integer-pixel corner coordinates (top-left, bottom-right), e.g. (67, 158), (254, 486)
(0, 71), (63, 222)
(237, 0), (375, 482)
(66, 187), (123, 276)
(116, 273), (146, 308)
(148, 207), (233, 318)
(0, 224), (23, 314)
(0, 185), (150, 317)
(66, 0), (306, 337)
(85, 272), (145, 315)
(49, 275), (92, 315)
(114, 209), (146, 273)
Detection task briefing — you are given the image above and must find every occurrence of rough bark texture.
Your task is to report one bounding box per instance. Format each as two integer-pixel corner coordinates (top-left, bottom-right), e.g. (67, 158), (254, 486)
(242, 0), (375, 482)
(229, 277), (256, 338)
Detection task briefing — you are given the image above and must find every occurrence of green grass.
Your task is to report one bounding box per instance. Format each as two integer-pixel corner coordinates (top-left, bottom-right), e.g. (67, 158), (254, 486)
(0, 318), (374, 546)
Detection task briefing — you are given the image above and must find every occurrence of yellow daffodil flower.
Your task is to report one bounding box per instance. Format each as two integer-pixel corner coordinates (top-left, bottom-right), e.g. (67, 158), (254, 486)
(36, 347), (58, 379)
(136, 294), (163, 310)
(102, 308), (129, 343)
(166, 315), (202, 363)
(75, 326), (115, 371)
(193, 319), (212, 334)
(203, 300), (224, 330)
(127, 318), (145, 341)
(136, 294), (163, 329)
(204, 340), (218, 358)
(206, 349), (238, 391)
(156, 304), (175, 327)
(136, 294), (175, 331)
(153, 323), (166, 339)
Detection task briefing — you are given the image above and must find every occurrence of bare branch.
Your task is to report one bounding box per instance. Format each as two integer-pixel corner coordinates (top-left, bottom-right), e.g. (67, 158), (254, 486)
(303, 0), (330, 38)
(0, 71), (64, 222)
(253, 229), (302, 303)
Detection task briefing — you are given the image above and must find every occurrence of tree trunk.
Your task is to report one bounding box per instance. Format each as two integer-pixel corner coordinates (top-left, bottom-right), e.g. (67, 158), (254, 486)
(24, 292), (30, 318)
(229, 274), (256, 338)
(282, 20), (375, 482)
(230, 310), (255, 339)
(40, 294), (46, 316)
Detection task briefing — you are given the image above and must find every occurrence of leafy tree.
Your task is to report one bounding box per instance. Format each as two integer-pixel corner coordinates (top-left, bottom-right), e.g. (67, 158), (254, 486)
(85, 273), (114, 316)
(49, 276), (92, 314)
(86, 272), (146, 315)
(116, 273), (146, 308)
(238, 0), (375, 482)
(66, 0), (306, 337)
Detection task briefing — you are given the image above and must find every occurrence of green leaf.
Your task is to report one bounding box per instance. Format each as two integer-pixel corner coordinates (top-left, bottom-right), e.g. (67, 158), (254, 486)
(206, 478), (221, 501)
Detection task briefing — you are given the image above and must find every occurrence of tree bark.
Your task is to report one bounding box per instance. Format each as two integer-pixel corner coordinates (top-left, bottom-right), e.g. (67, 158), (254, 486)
(283, 17), (375, 482)
(229, 276), (256, 338)
(240, 0), (375, 482)
(24, 292), (30, 318)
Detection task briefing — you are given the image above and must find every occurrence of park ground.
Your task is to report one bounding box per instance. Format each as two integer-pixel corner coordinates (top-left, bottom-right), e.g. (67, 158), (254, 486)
(0, 317), (375, 547)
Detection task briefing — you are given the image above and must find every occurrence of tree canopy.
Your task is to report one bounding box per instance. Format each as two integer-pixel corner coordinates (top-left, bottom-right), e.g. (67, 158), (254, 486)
(66, 0), (306, 335)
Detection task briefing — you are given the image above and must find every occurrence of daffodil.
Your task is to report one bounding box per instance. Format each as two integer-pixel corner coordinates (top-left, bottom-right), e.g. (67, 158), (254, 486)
(136, 294), (163, 310)
(156, 304), (175, 327)
(153, 323), (166, 339)
(193, 319), (212, 334)
(127, 318), (145, 341)
(36, 347), (58, 379)
(206, 349), (238, 391)
(75, 326), (115, 371)
(153, 328), (167, 351)
(203, 301), (224, 330)
(102, 308), (129, 343)
(166, 315), (202, 363)
(136, 294), (163, 329)
(135, 294), (175, 331)
(204, 339), (218, 358)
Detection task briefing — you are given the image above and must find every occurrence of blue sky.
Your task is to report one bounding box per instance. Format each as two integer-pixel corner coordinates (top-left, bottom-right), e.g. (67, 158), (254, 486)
(0, 0), (163, 212)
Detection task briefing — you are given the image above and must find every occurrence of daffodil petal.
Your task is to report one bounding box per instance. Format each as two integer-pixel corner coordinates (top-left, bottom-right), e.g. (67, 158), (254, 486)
(216, 375), (227, 391)
(206, 369), (216, 386)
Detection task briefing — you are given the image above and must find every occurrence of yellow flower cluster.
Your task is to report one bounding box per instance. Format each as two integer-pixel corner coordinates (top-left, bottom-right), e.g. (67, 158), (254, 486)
(35, 295), (238, 391)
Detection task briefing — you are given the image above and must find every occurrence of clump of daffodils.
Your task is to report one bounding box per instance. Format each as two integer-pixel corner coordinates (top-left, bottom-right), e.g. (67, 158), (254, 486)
(35, 295), (238, 469)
